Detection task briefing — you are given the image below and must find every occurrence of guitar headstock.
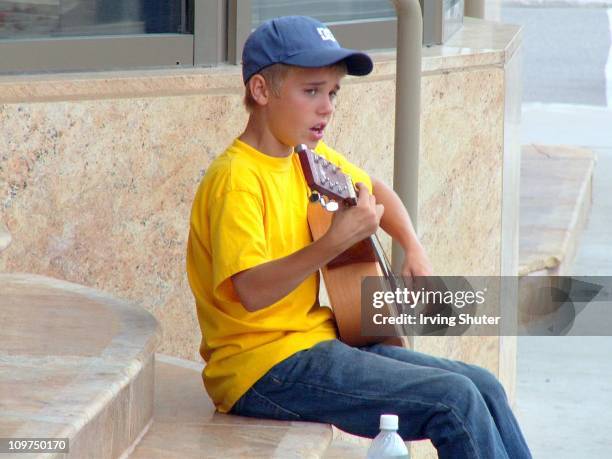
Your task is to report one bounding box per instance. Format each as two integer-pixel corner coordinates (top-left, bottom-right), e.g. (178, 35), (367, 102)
(295, 144), (356, 206)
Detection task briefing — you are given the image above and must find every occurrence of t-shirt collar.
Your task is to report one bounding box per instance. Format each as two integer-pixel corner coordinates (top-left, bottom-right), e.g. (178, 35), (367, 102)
(233, 138), (294, 172)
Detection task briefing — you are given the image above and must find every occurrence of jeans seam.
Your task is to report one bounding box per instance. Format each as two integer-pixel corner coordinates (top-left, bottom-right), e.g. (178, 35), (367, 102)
(441, 402), (483, 459)
(280, 380), (484, 457)
(251, 386), (302, 420)
(288, 379), (437, 407)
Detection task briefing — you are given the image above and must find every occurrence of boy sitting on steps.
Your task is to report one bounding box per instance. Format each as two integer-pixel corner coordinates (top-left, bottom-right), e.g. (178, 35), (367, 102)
(186, 15), (531, 459)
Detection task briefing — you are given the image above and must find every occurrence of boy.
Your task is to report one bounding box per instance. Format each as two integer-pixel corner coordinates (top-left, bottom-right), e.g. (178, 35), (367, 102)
(187, 15), (531, 459)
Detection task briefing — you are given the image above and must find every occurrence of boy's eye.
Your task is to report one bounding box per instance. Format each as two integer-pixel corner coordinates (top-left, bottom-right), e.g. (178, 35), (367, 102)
(305, 88), (317, 96)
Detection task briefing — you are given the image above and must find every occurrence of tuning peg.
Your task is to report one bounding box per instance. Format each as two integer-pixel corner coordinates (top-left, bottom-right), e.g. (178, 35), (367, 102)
(319, 195), (339, 212)
(325, 200), (339, 212)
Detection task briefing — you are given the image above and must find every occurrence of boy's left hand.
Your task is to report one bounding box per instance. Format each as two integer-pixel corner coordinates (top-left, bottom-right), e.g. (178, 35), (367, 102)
(401, 243), (433, 278)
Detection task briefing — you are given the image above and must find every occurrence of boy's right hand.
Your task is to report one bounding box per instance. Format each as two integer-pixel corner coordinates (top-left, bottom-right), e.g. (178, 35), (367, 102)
(326, 182), (384, 250)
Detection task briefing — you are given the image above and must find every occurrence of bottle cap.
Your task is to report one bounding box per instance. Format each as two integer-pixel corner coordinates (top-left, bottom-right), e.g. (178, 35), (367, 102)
(380, 414), (399, 430)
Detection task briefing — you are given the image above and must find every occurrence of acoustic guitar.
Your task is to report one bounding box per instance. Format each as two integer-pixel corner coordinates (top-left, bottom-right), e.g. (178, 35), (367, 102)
(296, 144), (410, 348)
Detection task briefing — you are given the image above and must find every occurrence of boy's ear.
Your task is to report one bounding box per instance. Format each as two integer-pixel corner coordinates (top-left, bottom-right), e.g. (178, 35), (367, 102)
(248, 74), (271, 107)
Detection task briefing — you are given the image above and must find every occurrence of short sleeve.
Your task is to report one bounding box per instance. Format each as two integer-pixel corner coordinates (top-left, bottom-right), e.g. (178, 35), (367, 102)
(209, 190), (268, 299)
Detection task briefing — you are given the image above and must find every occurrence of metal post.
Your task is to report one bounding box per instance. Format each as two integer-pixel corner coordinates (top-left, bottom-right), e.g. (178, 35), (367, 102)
(390, 0), (423, 273)
(465, 0), (486, 19)
(228, 0), (252, 65)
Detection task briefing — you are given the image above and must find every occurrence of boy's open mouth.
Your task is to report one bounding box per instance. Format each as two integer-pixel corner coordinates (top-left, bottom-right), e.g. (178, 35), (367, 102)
(310, 123), (326, 135)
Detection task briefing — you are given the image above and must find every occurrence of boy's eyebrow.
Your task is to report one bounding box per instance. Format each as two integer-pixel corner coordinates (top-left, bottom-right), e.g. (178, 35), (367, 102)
(303, 81), (341, 90)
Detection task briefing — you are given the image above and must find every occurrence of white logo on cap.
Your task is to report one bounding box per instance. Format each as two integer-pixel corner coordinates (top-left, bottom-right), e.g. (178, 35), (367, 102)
(317, 27), (337, 42)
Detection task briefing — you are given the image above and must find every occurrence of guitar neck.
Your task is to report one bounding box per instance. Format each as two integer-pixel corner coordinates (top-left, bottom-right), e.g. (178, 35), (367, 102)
(369, 234), (398, 286)
(296, 144), (398, 283)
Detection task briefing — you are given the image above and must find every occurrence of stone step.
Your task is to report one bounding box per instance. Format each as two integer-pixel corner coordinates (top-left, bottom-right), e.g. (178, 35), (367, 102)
(323, 438), (369, 458)
(129, 354), (334, 459)
(519, 144), (596, 276)
(324, 428), (371, 459)
(0, 273), (160, 459)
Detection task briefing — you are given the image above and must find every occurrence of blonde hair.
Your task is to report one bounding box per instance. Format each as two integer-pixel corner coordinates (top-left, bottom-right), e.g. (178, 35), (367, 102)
(243, 61), (347, 112)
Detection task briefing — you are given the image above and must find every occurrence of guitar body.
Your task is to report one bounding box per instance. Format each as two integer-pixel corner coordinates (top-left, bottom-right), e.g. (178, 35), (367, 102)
(308, 202), (409, 348)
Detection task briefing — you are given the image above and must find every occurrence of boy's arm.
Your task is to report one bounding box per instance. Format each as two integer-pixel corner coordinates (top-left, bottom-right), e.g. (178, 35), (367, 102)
(232, 183), (383, 312)
(371, 177), (433, 277)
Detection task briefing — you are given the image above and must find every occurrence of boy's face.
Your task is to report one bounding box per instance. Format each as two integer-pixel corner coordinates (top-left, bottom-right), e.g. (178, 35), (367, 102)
(265, 66), (343, 149)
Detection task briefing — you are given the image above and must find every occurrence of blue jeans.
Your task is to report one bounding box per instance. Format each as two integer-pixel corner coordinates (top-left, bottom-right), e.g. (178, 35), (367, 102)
(231, 339), (532, 459)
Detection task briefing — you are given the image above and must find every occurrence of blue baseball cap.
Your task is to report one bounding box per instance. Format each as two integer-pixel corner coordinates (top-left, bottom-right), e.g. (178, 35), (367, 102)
(242, 16), (374, 84)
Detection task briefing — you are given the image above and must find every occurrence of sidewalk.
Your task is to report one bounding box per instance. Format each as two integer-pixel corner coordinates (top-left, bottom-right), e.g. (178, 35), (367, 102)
(516, 103), (612, 458)
(503, 0), (612, 6)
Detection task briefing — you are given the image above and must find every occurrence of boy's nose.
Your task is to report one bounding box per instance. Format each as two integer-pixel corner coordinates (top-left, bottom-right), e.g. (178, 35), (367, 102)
(318, 96), (334, 115)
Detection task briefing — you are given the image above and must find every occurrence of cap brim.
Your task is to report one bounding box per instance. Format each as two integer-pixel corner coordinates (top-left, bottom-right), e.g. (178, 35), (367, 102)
(282, 48), (373, 76)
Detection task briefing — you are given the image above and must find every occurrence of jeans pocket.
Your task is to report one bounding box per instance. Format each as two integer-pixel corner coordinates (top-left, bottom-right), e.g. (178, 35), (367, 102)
(266, 348), (309, 383)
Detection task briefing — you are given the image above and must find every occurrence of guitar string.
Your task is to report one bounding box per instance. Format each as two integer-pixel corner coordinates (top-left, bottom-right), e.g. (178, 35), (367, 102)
(369, 234), (410, 337)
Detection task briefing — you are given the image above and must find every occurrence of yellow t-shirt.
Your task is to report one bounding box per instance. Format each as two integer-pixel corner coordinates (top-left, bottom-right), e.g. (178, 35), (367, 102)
(186, 138), (372, 412)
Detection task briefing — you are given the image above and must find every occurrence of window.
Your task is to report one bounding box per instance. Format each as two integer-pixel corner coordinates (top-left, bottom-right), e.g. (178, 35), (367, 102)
(251, 0), (395, 26)
(229, 0), (397, 65)
(0, 0), (397, 74)
(0, 1), (190, 39)
(0, 0), (226, 74)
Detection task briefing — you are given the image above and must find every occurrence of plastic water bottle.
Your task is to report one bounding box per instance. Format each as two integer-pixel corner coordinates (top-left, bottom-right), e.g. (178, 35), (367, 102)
(366, 414), (410, 459)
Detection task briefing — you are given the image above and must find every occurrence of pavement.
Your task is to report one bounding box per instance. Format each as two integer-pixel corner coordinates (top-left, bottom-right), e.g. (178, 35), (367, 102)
(500, 4), (612, 458)
(503, 0), (612, 6)
(501, 6), (611, 106)
(516, 103), (612, 458)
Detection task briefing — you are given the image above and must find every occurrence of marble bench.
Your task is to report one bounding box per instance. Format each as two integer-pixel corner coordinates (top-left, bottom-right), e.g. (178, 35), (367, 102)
(517, 145), (596, 330)
(129, 354), (341, 458)
(519, 144), (596, 276)
(132, 354), (414, 458)
(0, 273), (160, 459)
(0, 273), (356, 458)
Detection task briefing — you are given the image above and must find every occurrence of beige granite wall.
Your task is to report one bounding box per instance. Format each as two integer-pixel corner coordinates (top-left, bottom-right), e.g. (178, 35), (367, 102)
(1, 22), (521, 454)
(414, 65), (506, 376)
(0, 84), (247, 359)
(0, 67), (400, 360)
(419, 67), (505, 276)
